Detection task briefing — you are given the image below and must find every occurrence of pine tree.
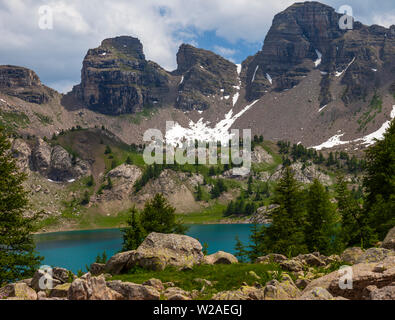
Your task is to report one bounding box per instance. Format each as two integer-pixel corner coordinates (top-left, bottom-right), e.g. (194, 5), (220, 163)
(335, 175), (376, 249)
(80, 190), (90, 205)
(0, 129), (43, 285)
(104, 145), (112, 154)
(139, 194), (188, 235)
(234, 236), (248, 263)
(247, 176), (253, 195)
(121, 207), (146, 251)
(305, 179), (337, 255)
(125, 156), (132, 165)
(247, 223), (263, 262)
(261, 167), (307, 257)
(196, 183), (203, 201)
(86, 175), (94, 187)
(363, 119), (395, 240)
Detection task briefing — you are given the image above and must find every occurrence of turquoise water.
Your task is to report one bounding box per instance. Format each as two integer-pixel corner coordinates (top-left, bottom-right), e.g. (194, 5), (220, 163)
(34, 224), (254, 273)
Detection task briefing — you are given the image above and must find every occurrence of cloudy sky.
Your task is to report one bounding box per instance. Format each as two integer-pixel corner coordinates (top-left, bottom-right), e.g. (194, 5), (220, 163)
(0, 0), (394, 93)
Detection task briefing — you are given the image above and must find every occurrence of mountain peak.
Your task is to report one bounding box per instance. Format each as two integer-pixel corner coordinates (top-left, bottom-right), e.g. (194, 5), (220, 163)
(100, 36), (145, 60)
(0, 65), (55, 104)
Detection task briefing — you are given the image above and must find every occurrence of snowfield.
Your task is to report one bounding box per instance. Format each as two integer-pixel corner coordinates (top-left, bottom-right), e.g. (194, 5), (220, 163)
(312, 105), (395, 150)
(165, 100), (259, 146)
(314, 50), (322, 67)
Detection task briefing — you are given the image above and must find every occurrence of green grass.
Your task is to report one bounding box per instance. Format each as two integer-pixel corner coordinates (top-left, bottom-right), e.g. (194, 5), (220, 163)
(357, 93), (383, 132)
(77, 208), (131, 229)
(112, 263), (282, 299)
(118, 106), (158, 125)
(177, 203), (227, 224)
(0, 110), (30, 130)
(33, 112), (53, 125)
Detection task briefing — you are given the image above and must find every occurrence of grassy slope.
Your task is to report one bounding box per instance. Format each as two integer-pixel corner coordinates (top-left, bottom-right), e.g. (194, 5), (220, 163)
(112, 263), (283, 299)
(32, 128), (361, 231)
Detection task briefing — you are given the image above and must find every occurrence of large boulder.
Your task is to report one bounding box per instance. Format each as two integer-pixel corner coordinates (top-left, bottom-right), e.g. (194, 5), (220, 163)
(303, 256), (395, 300)
(105, 251), (135, 274)
(356, 248), (394, 264)
(256, 254), (287, 264)
(263, 278), (301, 300)
(90, 263), (106, 276)
(142, 278), (165, 292)
(163, 287), (192, 300)
(106, 233), (204, 273)
(299, 287), (333, 300)
(341, 247), (365, 265)
(213, 286), (265, 300)
(204, 251), (238, 265)
(369, 284), (395, 300)
(31, 267), (74, 291)
(67, 273), (123, 300)
(280, 259), (304, 272)
(381, 227), (395, 250)
(0, 283), (37, 300)
(49, 283), (71, 298)
(295, 254), (326, 267)
(106, 280), (160, 300)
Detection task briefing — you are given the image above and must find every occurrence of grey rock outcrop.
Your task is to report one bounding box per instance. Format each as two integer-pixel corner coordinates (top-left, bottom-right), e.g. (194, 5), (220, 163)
(105, 232), (204, 273)
(204, 251), (238, 265)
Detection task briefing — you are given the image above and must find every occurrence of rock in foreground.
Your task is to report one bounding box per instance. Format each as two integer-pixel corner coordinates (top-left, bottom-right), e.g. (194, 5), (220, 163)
(105, 232), (204, 273)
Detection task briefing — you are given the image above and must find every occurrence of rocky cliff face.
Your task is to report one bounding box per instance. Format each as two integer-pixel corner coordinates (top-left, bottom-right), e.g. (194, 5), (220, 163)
(244, 2), (395, 107)
(0, 65), (55, 104)
(174, 44), (238, 111)
(71, 36), (171, 115)
(12, 137), (90, 182)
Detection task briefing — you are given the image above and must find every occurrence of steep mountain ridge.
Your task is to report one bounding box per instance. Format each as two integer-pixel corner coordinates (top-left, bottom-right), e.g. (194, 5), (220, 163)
(69, 36), (171, 115)
(0, 65), (57, 104)
(0, 1), (394, 152)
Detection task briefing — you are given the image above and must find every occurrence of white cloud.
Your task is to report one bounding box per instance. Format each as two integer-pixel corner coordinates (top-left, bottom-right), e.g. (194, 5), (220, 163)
(372, 13), (395, 28)
(213, 45), (237, 57)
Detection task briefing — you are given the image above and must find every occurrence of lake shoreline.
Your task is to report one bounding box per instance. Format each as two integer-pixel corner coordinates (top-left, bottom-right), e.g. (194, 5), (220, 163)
(34, 218), (252, 235)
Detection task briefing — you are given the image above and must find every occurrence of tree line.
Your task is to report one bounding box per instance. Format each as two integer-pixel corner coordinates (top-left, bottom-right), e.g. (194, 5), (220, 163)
(235, 120), (395, 261)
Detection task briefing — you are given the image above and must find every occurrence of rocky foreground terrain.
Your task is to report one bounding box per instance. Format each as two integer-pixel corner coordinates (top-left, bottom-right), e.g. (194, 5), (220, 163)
(1, 227), (394, 301)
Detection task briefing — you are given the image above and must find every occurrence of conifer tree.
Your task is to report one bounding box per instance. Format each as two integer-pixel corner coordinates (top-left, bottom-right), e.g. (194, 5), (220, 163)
(234, 236), (248, 263)
(247, 223), (263, 262)
(122, 207), (145, 251)
(261, 167), (307, 257)
(0, 129), (42, 285)
(363, 119), (395, 239)
(125, 156), (132, 165)
(335, 176), (376, 249)
(196, 183), (203, 201)
(139, 194), (187, 235)
(305, 179), (337, 255)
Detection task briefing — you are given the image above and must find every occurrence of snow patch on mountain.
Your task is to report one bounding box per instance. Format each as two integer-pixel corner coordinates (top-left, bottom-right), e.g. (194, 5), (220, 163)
(165, 100), (259, 146)
(266, 73), (273, 84)
(335, 57), (356, 77)
(251, 65), (259, 83)
(314, 50), (322, 67)
(312, 105), (395, 150)
(236, 64), (242, 76)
